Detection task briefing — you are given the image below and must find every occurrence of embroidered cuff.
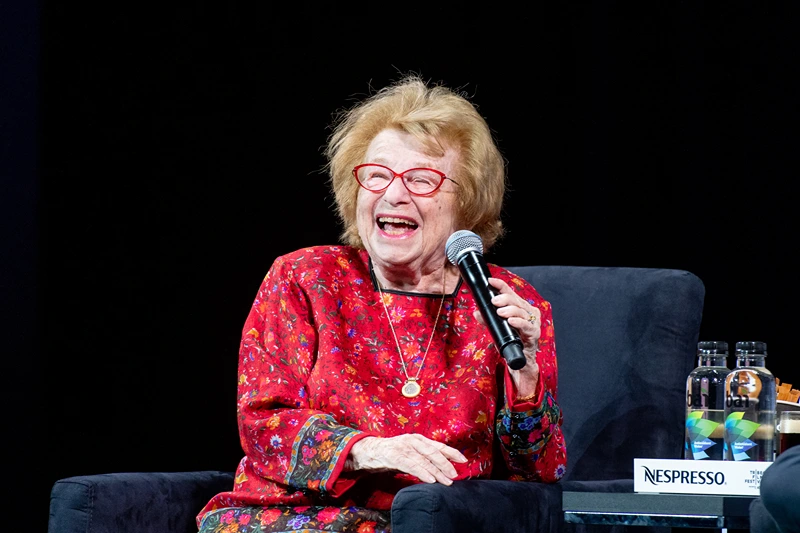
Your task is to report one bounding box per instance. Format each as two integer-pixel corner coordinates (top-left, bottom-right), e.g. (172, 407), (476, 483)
(285, 414), (364, 494)
(496, 391), (561, 455)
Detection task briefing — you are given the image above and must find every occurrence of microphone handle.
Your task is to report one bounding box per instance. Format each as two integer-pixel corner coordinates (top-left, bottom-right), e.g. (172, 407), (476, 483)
(455, 250), (527, 370)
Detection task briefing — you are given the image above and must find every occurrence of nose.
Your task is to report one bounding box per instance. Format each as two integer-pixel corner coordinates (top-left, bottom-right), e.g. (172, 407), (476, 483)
(381, 173), (412, 203)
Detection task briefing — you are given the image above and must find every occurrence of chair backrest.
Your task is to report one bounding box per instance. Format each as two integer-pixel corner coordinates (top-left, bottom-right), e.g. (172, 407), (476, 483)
(507, 265), (705, 482)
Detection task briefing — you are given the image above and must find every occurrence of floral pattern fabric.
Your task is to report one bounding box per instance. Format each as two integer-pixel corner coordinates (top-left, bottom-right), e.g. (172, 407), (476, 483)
(197, 245), (566, 532)
(200, 505), (390, 533)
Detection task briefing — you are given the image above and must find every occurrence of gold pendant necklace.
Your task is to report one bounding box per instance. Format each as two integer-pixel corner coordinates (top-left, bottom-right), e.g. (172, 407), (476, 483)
(376, 266), (446, 398)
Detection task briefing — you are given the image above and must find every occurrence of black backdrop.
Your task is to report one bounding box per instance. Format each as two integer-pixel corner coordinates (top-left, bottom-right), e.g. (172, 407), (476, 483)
(3, 3), (798, 531)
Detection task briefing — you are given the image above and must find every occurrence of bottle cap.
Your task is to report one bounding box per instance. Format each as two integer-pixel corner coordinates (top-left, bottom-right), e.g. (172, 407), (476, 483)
(697, 341), (729, 355)
(735, 341), (767, 355)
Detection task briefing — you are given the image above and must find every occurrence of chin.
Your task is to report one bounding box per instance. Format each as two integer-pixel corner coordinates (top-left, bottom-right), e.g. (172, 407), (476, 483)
(369, 240), (418, 263)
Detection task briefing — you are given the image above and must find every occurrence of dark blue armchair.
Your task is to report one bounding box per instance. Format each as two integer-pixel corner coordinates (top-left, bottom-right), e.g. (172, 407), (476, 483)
(48, 265), (707, 533)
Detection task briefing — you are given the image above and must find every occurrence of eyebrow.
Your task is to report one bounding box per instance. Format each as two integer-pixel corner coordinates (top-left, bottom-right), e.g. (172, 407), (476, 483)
(370, 158), (437, 169)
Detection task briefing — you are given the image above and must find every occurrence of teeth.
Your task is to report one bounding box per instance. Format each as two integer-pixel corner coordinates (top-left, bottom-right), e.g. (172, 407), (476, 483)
(378, 217), (416, 226)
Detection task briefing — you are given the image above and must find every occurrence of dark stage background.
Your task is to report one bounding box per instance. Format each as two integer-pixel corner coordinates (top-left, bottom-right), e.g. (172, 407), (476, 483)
(3, 3), (798, 531)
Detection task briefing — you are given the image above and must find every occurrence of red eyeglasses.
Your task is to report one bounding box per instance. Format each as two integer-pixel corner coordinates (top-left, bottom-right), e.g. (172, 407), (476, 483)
(353, 164), (458, 196)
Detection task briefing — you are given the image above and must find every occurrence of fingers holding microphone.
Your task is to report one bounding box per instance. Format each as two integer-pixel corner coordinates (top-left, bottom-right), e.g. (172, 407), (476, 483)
(473, 277), (542, 351)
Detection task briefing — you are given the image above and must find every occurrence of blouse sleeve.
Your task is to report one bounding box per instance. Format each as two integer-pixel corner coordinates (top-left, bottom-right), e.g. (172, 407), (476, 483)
(492, 271), (567, 482)
(236, 255), (373, 498)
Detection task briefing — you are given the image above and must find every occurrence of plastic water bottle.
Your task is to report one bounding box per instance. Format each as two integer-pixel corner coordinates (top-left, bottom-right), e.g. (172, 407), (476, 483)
(685, 341), (730, 460)
(723, 341), (776, 461)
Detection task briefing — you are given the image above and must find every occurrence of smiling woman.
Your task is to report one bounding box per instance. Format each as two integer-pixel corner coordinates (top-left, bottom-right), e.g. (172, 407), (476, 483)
(195, 74), (566, 533)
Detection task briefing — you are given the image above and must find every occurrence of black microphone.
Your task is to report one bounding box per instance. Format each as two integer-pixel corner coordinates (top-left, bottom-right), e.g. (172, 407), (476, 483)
(445, 230), (526, 370)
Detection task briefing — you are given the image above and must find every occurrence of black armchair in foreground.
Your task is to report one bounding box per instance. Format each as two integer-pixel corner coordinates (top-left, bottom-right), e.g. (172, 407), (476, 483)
(48, 265), (706, 533)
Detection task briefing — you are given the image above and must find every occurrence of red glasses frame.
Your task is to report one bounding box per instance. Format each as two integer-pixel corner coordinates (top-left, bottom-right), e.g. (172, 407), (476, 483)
(353, 163), (458, 196)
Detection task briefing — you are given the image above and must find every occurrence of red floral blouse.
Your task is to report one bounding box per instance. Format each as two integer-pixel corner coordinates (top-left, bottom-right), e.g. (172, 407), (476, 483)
(197, 246), (566, 531)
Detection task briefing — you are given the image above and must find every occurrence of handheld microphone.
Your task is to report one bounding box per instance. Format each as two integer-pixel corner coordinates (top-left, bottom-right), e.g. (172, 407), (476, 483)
(445, 230), (526, 370)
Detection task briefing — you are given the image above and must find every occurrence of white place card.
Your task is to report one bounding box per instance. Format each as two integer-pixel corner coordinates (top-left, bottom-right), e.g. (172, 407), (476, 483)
(634, 458), (772, 496)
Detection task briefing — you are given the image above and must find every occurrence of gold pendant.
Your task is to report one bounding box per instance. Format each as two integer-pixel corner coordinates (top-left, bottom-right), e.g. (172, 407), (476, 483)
(401, 379), (422, 398)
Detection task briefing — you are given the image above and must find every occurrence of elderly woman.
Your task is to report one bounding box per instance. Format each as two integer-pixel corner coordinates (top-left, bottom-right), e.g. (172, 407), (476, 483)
(197, 75), (566, 533)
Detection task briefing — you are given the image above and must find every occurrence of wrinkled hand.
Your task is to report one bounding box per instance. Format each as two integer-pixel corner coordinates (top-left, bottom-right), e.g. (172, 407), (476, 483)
(473, 277), (541, 398)
(345, 434), (468, 485)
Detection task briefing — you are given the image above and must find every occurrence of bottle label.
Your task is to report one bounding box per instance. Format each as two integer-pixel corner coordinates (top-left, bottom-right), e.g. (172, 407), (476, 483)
(724, 411), (763, 460)
(686, 410), (725, 460)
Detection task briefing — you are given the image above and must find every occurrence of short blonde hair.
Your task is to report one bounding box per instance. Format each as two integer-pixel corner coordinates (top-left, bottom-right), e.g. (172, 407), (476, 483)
(324, 74), (506, 251)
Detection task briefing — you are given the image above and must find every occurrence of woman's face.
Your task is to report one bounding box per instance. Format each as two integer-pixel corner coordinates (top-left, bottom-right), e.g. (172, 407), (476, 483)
(356, 129), (460, 278)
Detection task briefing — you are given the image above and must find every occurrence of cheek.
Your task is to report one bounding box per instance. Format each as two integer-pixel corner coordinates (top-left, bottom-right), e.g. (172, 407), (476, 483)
(435, 200), (457, 229)
(356, 192), (370, 215)
(356, 194), (375, 226)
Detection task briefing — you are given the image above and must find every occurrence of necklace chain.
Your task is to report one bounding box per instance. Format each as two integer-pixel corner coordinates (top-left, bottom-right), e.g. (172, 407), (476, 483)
(376, 267), (446, 398)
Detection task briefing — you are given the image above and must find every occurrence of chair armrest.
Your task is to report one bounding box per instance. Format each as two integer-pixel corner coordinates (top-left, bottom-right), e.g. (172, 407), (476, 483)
(48, 471), (234, 533)
(750, 497), (782, 533)
(390, 479), (563, 533)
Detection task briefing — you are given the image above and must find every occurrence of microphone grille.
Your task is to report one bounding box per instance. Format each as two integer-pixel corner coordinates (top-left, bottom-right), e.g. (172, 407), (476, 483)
(445, 230), (483, 265)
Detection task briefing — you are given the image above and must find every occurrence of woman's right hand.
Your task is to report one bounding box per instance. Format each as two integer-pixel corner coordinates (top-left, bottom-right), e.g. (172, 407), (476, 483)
(345, 434), (468, 485)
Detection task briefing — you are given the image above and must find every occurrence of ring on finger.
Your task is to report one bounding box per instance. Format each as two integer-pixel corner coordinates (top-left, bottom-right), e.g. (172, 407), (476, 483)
(528, 313), (537, 323)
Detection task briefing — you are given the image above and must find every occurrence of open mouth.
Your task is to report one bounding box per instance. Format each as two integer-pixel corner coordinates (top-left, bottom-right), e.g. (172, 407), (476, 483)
(377, 216), (419, 236)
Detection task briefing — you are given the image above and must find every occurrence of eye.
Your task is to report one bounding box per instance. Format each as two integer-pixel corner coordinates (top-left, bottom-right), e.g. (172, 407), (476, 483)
(367, 169), (392, 182)
(405, 171), (438, 187)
